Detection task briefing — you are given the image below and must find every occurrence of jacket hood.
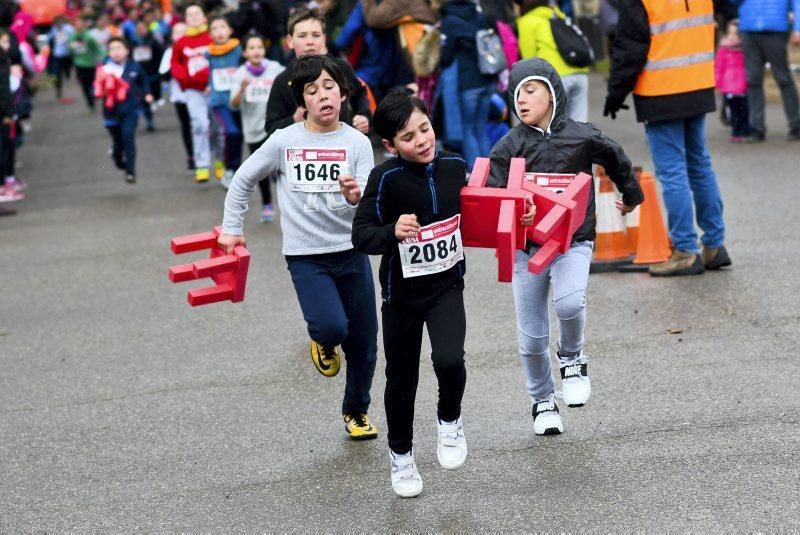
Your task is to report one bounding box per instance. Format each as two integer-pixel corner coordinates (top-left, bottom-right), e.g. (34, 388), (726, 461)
(441, 0), (479, 21)
(508, 58), (566, 133)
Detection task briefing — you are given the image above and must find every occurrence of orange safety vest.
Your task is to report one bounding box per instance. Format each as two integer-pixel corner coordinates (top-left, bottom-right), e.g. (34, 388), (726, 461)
(633, 0), (715, 97)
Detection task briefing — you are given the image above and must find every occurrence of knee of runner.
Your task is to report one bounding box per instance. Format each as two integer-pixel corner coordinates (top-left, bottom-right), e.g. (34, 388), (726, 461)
(431, 353), (465, 373)
(518, 332), (550, 357)
(553, 291), (586, 322)
(311, 318), (348, 348)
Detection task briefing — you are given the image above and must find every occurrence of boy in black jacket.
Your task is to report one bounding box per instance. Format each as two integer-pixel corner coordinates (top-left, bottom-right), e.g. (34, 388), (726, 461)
(489, 58), (643, 436)
(353, 91), (535, 498)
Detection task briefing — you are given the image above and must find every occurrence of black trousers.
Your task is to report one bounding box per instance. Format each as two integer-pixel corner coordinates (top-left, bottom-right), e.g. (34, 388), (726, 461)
(248, 141), (272, 205)
(75, 66), (96, 109)
(174, 102), (194, 163)
(382, 287), (467, 454)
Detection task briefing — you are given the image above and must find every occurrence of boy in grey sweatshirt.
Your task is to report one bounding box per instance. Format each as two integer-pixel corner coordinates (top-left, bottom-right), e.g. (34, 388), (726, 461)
(219, 55), (379, 440)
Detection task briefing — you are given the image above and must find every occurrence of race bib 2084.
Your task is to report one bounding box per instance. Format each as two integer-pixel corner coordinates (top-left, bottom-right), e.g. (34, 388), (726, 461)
(398, 214), (464, 279)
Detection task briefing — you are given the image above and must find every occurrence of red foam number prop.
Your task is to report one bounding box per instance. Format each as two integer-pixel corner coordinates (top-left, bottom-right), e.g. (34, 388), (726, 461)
(460, 157), (591, 281)
(168, 226), (250, 306)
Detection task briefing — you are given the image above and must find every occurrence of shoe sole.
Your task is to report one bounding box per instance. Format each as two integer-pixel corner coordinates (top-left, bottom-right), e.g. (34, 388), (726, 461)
(566, 402), (585, 408)
(437, 455), (467, 470)
(394, 486), (423, 498)
(348, 432), (378, 441)
(649, 266), (705, 277)
(705, 260), (732, 270)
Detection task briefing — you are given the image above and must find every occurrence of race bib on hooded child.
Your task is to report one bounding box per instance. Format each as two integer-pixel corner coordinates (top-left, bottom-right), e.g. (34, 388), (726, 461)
(285, 148), (348, 193)
(212, 67), (237, 91)
(524, 172), (576, 195)
(102, 62), (124, 78)
(245, 78), (273, 103)
(398, 215), (464, 279)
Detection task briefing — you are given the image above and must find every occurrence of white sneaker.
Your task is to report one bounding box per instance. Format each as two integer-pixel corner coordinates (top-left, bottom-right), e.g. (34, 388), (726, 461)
(390, 449), (423, 498)
(532, 393), (564, 435)
(559, 352), (591, 407)
(437, 417), (467, 470)
(220, 170), (234, 190)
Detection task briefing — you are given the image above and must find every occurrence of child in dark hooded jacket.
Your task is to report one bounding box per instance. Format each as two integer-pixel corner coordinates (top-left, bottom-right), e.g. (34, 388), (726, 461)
(488, 58), (643, 436)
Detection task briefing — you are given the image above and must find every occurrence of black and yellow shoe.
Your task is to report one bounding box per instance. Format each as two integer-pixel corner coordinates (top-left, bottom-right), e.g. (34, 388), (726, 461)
(343, 413), (378, 440)
(310, 340), (340, 377)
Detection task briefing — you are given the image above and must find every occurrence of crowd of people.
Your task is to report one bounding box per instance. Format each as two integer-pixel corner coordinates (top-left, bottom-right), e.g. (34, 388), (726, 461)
(0, 0), (798, 497)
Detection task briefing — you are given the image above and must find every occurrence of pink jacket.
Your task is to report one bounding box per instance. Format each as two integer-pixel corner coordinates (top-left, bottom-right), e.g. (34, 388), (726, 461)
(715, 39), (747, 95)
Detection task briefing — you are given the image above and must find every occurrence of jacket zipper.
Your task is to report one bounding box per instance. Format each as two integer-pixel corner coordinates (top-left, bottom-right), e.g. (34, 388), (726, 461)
(426, 163), (439, 215)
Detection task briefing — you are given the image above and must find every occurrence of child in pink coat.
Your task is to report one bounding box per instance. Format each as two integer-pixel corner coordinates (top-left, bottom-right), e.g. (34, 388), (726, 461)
(715, 20), (750, 142)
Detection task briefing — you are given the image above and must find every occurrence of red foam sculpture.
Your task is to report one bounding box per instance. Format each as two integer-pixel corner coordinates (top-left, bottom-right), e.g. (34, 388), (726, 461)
(460, 157), (592, 281)
(168, 226), (250, 306)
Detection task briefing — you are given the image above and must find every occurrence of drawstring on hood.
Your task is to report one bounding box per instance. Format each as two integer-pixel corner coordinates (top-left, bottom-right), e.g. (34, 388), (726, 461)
(508, 58), (567, 134)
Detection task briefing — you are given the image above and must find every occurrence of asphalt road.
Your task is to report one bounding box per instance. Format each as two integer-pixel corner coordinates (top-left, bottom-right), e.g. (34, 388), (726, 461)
(1, 75), (798, 531)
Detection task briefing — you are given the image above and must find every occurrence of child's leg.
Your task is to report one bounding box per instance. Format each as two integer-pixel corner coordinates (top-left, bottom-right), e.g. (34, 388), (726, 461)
(106, 122), (124, 167)
(229, 110), (244, 170)
(75, 67), (95, 109)
(141, 90), (154, 129)
(174, 102), (194, 163)
(511, 250), (554, 402)
(120, 112), (139, 175)
(249, 141), (272, 207)
(729, 95), (750, 138)
(185, 90), (211, 169)
(332, 251), (378, 417)
(382, 299), (425, 455)
(548, 241), (593, 359)
(424, 287), (466, 423)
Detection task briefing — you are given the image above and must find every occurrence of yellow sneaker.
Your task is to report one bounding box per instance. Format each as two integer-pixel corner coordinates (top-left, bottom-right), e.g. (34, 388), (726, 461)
(310, 340), (340, 377)
(344, 413), (378, 440)
(214, 160), (225, 180)
(195, 168), (210, 182)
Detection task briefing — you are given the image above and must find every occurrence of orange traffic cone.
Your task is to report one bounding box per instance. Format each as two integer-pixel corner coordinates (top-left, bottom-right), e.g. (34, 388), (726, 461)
(622, 170), (671, 270)
(590, 165), (633, 273)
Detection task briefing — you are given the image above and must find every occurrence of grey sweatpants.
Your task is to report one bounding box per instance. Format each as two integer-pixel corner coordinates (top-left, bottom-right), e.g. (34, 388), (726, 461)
(511, 241), (593, 402)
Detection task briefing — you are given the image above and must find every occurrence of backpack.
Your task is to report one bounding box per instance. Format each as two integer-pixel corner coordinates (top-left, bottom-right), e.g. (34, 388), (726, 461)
(475, 28), (507, 76)
(550, 14), (595, 68)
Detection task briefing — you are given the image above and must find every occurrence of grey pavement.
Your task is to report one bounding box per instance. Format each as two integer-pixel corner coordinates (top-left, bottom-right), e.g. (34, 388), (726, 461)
(1, 75), (799, 532)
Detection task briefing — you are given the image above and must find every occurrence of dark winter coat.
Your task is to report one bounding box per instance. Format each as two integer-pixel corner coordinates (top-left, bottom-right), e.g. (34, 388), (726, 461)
(606, 0), (716, 123)
(440, 0), (497, 90)
(352, 151), (467, 306)
(488, 58), (643, 244)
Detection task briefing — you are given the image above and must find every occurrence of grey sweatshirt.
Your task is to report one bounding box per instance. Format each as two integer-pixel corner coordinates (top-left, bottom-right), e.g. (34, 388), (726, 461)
(222, 122), (375, 255)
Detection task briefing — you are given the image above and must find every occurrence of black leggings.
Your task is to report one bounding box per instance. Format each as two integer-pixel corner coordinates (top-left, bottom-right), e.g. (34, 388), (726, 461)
(174, 102), (193, 163)
(75, 66), (96, 109)
(382, 287), (467, 454)
(248, 141), (272, 205)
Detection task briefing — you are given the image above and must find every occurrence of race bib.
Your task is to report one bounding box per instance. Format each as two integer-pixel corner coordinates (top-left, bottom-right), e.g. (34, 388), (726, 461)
(70, 40), (87, 54)
(245, 78), (273, 103)
(285, 148), (348, 193)
(102, 62), (124, 78)
(132, 45), (153, 62)
(524, 172), (576, 195)
(398, 215), (464, 279)
(212, 67), (237, 91)
(187, 55), (209, 76)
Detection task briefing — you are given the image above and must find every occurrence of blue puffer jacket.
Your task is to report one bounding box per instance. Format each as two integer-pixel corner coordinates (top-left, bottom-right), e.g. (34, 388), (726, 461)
(738, 0), (800, 33)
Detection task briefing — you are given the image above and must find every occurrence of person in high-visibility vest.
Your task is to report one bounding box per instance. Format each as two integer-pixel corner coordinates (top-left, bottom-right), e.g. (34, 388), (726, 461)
(603, 0), (732, 276)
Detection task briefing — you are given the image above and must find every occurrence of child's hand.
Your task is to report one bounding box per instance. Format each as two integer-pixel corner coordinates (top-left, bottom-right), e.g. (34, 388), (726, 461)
(395, 214), (420, 240)
(145, 94), (154, 104)
(240, 78), (250, 89)
(520, 196), (536, 226)
(218, 233), (246, 254)
(615, 199), (636, 215)
(352, 114), (369, 133)
(293, 107), (306, 123)
(338, 174), (361, 204)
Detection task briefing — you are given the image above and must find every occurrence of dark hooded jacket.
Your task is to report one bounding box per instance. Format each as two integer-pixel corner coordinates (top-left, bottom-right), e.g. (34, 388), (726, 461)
(488, 58), (644, 244)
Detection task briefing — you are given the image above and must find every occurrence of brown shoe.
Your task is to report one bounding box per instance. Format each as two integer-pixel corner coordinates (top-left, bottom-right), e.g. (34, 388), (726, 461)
(701, 245), (732, 270)
(648, 250), (705, 277)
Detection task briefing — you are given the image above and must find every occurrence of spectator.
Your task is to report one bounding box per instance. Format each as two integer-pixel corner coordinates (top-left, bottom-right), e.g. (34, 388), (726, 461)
(737, 0), (800, 141)
(604, 0), (731, 276)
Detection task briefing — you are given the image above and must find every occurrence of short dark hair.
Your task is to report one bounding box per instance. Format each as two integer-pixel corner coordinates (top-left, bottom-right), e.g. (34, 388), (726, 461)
(290, 55), (350, 108)
(209, 15), (231, 28)
(287, 7), (326, 36)
(107, 36), (128, 49)
(244, 34), (268, 49)
(373, 90), (429, 141)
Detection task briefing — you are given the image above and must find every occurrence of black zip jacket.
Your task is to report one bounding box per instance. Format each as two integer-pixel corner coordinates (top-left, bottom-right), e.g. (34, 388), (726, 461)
(606, 0), (716, 123)
(352, 151), (467, 306)
(265, 56), (371, 137)
(489, 58), (644, 243)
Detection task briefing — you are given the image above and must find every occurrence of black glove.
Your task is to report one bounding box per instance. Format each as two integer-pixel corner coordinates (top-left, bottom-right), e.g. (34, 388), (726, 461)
(603, 95), (629, 120)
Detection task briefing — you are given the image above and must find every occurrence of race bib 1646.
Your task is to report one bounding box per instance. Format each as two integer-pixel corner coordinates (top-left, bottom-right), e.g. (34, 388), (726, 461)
(285, 148), (348, 193)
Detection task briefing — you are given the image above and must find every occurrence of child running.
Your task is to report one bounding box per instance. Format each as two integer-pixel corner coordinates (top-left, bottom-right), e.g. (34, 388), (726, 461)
(230, 35), (284, 221)
(170, 4), (213, 182)
(218, 55), (379, 441)
(488, 58), (643, 435)
(160, 22), (195, 174)
(352, 91), (503, 498)
(95, 37), (153, 183)
(206, 16), (243, 188)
